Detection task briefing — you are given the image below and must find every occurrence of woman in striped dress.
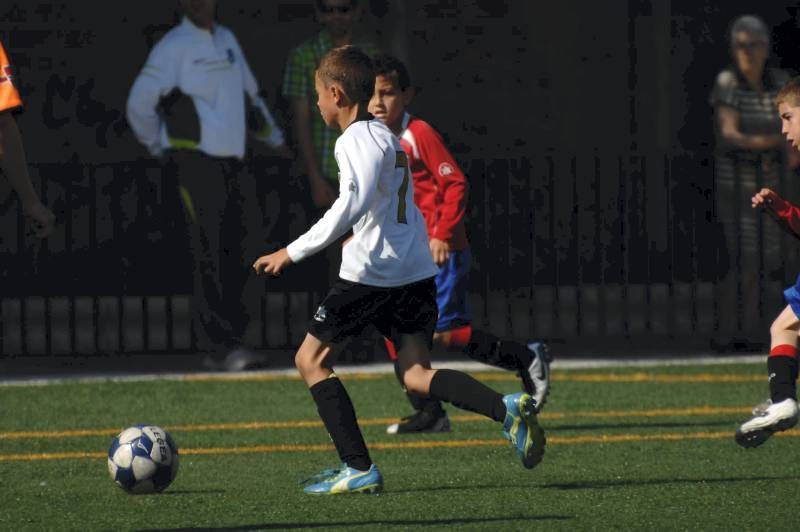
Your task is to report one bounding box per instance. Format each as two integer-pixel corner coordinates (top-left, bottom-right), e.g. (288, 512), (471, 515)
(710, 15), (792, 349)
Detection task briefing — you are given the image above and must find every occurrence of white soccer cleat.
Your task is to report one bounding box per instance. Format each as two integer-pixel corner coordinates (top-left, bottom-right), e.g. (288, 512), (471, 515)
(523, 342), (552, 412)
(735, 398), (799, 448)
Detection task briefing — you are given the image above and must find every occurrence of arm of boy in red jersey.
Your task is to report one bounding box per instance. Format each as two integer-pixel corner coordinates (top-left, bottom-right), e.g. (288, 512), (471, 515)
(754, 187), (800, 236)
(415, 123), (468, 247)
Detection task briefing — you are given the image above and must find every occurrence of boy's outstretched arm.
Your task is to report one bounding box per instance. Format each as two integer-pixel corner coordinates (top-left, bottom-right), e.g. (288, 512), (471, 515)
(754, 187), (800, 235)
(253, 248), (293, 276)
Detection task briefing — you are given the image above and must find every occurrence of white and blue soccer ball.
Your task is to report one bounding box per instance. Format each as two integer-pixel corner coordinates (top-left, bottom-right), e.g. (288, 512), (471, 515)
(107, 424), (179, 494)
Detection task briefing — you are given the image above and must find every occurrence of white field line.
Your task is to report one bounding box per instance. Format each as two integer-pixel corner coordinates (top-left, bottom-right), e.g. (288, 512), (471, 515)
(0, 354), (764, 387)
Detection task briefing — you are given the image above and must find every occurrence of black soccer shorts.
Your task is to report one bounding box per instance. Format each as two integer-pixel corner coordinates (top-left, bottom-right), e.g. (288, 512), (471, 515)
(307, 277), (437, 347)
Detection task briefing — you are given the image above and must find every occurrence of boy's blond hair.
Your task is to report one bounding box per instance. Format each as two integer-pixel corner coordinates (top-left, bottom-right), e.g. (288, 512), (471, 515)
(316, 45), (374, 106)
(777, 76), (800, 108)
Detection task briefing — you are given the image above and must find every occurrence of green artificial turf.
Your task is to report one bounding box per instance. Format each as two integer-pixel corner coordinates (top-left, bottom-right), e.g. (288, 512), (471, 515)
(2, 361), (797, 531)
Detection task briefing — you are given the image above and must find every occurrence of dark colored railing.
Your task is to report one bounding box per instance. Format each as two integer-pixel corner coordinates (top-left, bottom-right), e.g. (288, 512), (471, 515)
(2, 151), (798, 356)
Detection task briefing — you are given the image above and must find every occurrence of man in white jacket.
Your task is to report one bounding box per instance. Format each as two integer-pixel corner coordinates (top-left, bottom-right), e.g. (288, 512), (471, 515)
(127, 0), (288, 369)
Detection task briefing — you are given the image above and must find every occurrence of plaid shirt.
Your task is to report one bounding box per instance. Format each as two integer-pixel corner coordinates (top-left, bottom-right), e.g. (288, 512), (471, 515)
(282, 30), (378, 182)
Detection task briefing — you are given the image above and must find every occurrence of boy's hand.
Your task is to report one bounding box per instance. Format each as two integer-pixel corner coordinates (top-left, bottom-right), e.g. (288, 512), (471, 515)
(24, 200), (56, 238)
(752, 188), (779, 210)
(253, 248), (293, 276)
(429, 238), (450, 266)
(310, 174), (336, 208)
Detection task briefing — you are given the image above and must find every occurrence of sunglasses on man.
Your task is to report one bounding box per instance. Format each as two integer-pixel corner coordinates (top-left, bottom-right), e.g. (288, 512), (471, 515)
(734, 40), (766, 52)
(318, 4), (354, 14)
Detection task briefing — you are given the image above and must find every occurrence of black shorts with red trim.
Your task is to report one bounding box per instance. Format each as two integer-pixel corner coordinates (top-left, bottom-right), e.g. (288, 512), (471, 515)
(307, 277), (437, 347)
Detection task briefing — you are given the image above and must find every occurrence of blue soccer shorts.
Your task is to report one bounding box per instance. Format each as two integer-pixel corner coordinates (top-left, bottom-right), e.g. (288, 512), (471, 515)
(784, 273), (800, 320)
(435, 247), (472, 332)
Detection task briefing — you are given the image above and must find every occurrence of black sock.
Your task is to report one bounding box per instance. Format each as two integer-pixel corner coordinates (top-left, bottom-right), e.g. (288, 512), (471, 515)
(394, 361), (444, 414)
(768, 356), (799, 403)
(429, 368), (506, 422)
(309, 376), (372, 471)
(464, 330), (532, 371)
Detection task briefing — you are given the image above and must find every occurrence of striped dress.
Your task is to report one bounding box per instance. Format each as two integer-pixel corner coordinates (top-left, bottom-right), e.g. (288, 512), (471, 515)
(709, 66), (790, 283)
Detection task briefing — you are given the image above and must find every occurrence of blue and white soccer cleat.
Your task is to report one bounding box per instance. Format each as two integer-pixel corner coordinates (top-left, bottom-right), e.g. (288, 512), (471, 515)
(521, 342), (552, 412)
(502, 392), (546, 469)
(301, 463), (383, 495)
(735, 398), (799, 448)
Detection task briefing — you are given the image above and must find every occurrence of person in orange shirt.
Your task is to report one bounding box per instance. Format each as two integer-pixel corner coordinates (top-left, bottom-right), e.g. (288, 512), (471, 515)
(0, 41), (55, 238)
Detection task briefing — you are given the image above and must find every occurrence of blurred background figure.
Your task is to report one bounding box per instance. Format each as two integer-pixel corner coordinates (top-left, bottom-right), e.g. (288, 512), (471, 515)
(282, 0), (378, 211)
(0, 39), (55, 239)
(126, 0), (288, 370)
(282, 0), (379, 287)
(709, 14), (792, 351)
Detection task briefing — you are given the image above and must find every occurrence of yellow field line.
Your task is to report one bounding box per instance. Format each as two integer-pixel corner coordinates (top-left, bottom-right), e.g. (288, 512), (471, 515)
(0, 405), (754, 440)
(4, 429), (799, 462)
(182, 372), (763, 384)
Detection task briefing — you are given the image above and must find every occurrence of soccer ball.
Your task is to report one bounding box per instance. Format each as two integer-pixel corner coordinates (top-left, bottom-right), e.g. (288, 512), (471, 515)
(107, 425), (179, 494)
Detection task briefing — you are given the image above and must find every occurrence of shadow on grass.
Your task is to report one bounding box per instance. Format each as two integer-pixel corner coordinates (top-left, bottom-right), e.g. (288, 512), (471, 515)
(549, 419), (735, 432)
(159, 489), (226, 495)
(387, 482), (528, 495)
(138, 515), (573, 531)
(544, 474), (800, 491)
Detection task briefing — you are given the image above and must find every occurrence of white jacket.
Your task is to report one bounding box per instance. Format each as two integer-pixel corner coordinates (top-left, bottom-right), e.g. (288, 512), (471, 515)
(127, 17), (283, 159)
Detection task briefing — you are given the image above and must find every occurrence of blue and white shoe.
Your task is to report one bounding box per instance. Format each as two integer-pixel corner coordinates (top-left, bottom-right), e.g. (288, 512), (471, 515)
(301, 464), (383, 495)
(521, 342), (552, 412)
(502, 392), (546, 469)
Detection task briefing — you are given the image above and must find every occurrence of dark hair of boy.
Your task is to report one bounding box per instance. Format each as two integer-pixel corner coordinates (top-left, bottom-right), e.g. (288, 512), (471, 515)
(371, 53), (411, 91)
(316, 45), (375, 106)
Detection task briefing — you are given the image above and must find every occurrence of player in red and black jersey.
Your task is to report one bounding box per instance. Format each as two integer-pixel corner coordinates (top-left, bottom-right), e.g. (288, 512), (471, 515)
(369, 54), (552, 434)
(736, 76), (800, 447)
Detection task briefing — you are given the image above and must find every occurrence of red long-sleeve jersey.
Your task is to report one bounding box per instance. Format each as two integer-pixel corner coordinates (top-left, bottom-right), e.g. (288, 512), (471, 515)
(398, 113), (469, 250)
(773, 195), (800, 235)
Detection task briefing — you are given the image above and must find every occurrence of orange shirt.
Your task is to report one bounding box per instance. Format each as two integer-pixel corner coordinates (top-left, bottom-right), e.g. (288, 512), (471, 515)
(0, 41), (22, 111)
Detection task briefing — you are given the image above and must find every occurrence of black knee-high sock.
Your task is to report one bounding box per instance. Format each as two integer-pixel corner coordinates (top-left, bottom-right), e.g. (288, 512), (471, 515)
(429, 369), (506, 421)
(768, 348), (799, 402)
(394, 361), (445, 414)
(464, 330), (532, 371)
(309, 376), (372, 471)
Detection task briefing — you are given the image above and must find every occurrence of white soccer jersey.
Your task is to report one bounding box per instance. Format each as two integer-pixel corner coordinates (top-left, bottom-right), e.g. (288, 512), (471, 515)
(287, 119), (438, 287)
(126, 17), (284, 159)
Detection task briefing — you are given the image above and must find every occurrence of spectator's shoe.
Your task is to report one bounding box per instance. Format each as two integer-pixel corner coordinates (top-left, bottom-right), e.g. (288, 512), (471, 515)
(386, 408), (450, 434)
(301, 464), (383, 495)
(735, 398), (799, 448)
(502, 392), (546, 469)
(519, 342), (552, 412)
(201, 352), (224, 371)
(221, 347), (267, 371)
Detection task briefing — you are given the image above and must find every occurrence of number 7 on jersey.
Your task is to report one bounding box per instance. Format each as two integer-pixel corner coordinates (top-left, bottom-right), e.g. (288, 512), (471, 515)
(396, 151), (409, 224)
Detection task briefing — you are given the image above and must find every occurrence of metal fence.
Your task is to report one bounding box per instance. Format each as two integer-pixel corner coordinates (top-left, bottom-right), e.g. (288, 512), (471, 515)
(2, 151), (798, 356)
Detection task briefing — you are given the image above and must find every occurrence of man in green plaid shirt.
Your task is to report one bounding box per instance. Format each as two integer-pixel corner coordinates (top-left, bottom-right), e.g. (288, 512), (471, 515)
(282, 0), (378, 209)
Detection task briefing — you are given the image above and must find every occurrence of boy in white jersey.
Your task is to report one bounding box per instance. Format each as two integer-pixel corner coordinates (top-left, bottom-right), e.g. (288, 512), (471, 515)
(253, 46), (545, 495)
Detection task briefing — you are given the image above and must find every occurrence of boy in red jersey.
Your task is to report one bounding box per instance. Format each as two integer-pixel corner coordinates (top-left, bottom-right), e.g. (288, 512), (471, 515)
(368, 54), (552, 434)
(736, 75), (800, 447)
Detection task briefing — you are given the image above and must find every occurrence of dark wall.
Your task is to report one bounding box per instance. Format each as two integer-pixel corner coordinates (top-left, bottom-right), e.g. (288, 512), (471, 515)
(5, 1), (800, 349)
(3, 1), (800, 165)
